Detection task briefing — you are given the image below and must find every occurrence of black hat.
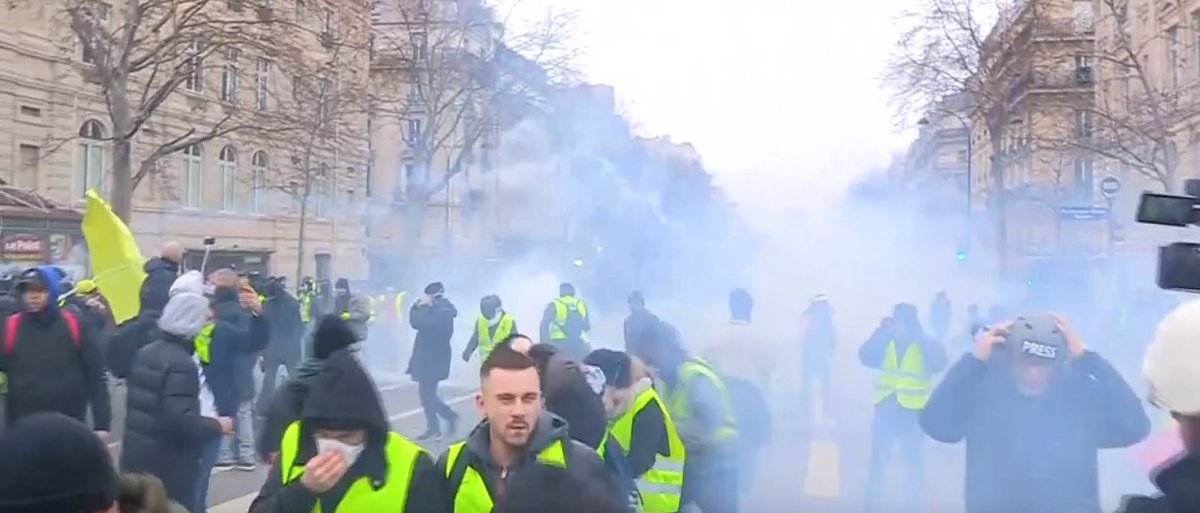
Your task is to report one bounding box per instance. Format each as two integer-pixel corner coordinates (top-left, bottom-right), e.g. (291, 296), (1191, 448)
(0, 413), (119, 513)
(424, 282), (445, 295)
(312, 314), (358, 360)
(303, 351), (388, 434)
(335, 278), (350, 290)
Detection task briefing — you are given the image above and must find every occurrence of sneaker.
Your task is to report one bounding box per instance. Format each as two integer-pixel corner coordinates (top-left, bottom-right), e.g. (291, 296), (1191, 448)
(236, 460), (257, 472)
(214, 460), (236, 470)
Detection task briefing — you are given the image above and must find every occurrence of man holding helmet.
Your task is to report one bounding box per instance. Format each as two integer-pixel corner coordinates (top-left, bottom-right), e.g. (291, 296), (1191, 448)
(920, 313), (1149, 513)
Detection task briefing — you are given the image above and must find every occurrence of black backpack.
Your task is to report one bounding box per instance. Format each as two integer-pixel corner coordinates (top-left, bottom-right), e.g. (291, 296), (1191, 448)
(558, 299), (586, 341)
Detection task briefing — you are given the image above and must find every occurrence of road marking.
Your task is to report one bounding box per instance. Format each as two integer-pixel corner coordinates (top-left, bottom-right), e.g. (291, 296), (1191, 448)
(106, 382), (417, 450)
(803, 438), (841, 498)
(208, 391), (477, 512)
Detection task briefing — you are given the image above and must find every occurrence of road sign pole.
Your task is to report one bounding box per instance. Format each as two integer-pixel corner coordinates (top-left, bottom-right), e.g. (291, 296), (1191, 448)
(1099, 176), (1121, 258)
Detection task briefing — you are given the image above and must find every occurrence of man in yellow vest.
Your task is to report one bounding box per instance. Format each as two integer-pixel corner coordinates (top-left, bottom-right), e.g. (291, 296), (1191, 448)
(633, 321), (739, 513)
(462, 295), (517, 362)
(539, 283), (591, 360)
(858, 302), (946, 513)
(586, 349), (686, 513)
(247, 350), (449, 513)
(436, 344), (618, 513)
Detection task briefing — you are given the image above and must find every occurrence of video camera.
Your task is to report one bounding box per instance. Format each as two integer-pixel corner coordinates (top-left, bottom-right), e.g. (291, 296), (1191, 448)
(1136, 178), (1200, 291)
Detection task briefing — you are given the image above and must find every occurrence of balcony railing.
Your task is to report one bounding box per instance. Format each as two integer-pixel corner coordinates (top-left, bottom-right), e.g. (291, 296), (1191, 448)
(1007, 68), (1095, 102)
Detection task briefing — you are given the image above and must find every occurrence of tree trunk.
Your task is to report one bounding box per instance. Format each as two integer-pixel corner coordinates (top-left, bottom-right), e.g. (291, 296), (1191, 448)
(296, 195), (309, 284)
(111, 137), (135, 222)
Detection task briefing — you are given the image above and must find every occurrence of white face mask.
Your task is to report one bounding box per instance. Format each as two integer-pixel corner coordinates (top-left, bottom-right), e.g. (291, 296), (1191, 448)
(316, 437), (365, 467)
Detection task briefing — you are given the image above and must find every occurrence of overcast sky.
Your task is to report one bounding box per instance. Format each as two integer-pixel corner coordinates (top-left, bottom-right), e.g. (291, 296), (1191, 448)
(500, 0), (919, 223)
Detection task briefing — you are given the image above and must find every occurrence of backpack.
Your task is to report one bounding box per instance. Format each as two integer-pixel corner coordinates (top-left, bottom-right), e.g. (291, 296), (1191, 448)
(5, 311), (81, 355)
(558, 299), (586, 341)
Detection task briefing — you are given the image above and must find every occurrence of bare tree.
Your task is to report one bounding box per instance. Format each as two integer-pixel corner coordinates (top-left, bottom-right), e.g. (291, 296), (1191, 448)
(371, 0), (579, 243)
(1062, 0), (1189, 191)
(20, 0), (328, 221)
(884, 0), (1066, 265)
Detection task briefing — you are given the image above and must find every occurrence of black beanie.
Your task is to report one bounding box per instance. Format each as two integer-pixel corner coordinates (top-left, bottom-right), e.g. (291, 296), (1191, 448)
(0, 413), (118, 513)
(303, 350), (388, 434)
(312, 314), (358, 359)
(335, 278), (350, 290)
(424, 282), (444, 295)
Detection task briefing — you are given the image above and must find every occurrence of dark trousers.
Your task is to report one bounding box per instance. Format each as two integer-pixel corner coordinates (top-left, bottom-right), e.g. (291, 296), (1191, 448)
(256, 357), (294, 412)
(418, 380), (455, 434)
(682, 457), (739, 513)
(864, 401), (926, 513)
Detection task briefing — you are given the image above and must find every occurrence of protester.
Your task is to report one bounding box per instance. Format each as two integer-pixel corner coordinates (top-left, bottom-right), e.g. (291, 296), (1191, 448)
(409, 282), (459, 441)
(494, 463), (629, 513)
(623, 291), (659, 354)
(211, 270), (269, 471)
(333, 278), (371, 342)
(0, 266), (112, 435)
(247, 351), (449, 513)
(121, 271), (232, 509)
(257, 314), (359, 462)
(257, 277), (303, 414)
(0, 412), (120, 513)
(139, 242), (183, 315)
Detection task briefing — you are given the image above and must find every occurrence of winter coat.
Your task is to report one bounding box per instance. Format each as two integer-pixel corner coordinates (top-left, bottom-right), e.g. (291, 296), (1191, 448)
(1117, 452), (1200, 513)
(0, 266), (111, 431)
(407, 297), (457, 383)
(138, 257), (179, 315)
(248, 351), (450, 513)
(120, 333), (224, 505)
(263, 292), (303, 366)
(920, 352), (1151, 513)
(437, 412), (620, 506)
(205, 289), (267, 415)
(623, 309), (659, 354)
(334, 292), (371, 341)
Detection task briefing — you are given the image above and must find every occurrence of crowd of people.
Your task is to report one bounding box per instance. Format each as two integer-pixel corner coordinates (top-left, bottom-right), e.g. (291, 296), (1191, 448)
(0, 239), (1196, 513)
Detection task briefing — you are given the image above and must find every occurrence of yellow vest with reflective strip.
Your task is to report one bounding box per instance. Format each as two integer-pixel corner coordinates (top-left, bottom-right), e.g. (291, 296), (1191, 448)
(368, 296), (380, 323)
(443, 438), (568, 513)
(874, 340), (932, 410)
(550, 296), (590, 342)
(475, 314), (515, 360)
(394, 293), (406, 320)
(194, 322), (215, 364)
(666, 357), (738, 445)
(611, 387), (686, 513)
(299, 293), (312, 323)
(278, 421), (424, 513)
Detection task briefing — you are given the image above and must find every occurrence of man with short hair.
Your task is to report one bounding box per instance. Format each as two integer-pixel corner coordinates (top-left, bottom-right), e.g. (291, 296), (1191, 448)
(438, 345), (617, 512)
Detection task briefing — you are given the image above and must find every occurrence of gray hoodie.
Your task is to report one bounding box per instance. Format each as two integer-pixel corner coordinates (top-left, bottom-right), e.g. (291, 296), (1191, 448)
(437, 411), (617, 503)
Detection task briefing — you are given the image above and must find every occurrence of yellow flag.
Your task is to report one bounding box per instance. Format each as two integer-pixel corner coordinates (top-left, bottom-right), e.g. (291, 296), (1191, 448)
(81, 189), (145, 324)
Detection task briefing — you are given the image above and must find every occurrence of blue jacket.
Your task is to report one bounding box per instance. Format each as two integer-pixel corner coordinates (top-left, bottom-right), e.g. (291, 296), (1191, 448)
(921, 352), (1150, 513)
(204, 288), (265, 415)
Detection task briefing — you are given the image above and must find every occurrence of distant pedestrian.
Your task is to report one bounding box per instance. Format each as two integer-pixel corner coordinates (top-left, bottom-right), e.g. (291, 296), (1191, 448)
(409, 282), (459, 441)
(139, 242), (183, 315)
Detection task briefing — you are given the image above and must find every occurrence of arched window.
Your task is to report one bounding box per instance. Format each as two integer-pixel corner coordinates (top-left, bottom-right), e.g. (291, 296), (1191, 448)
(251, 151), (267, 214)
(182, 144), (203, 208)
(219, 145), (238, 211)
(314, 163), (329, 219)
(76, 120), (105, 198)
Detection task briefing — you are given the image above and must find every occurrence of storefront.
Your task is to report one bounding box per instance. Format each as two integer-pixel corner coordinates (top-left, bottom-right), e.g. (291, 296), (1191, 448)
(0, 187), (86, 279)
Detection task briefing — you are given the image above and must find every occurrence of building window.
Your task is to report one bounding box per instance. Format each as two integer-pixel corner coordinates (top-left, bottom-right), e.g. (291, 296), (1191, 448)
(321, 8), (334, 35)
(78, 2), (110, 64)
(1168, 26), (1181, 89)
(182, 144), (203, 208)
(255, 58), (270, 110)
(219, 145), (237, 211)
(221, 47), (240, 102)
(317, 77), (332, 123)
(294, 0), (305, 22)
(406, 118), (421, 143)
(76, 120), (105, 198)
(1073, 157), (1094, 199)
(956, 148), (968, 164)
(314, 164), (329, 219)
(185, 40), (204, 92)
(251, 151), (267, 214)
(1074, 54), (1094, 85)
(413, 32), (428, 60)
(1074, 109), (1093, 139)
(292, 75), (304, 105)
(18, 144), (40, 189)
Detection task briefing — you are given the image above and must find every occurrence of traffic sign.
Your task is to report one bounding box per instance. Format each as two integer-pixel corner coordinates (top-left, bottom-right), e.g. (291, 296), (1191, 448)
(1059, 205), (1109, 220)
(1100, 176), (1121, 199)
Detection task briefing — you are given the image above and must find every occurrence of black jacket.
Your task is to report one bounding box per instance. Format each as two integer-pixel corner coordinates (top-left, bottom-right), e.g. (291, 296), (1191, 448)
(407, 297), (457, 383)
(120, 333), (223, 505)
(1117, 453), (1200, 513)
(138, 257), (179, 315)
(0, 267), (111, 431)
(205, 289), (267, 415)
(623, 309), (659, 354)
(249, 351), (450, 513)
(921, 352), (1150, 513)
(263, 292), (304, 365)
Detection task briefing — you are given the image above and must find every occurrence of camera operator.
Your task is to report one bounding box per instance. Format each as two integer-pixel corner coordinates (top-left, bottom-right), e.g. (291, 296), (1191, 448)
(1118, 299), (1200, 513)
(919, 313), (1149, 513)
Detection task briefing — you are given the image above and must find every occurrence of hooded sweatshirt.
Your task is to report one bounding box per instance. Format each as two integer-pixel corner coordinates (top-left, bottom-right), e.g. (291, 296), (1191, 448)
(437, 412), (619, 506)
(1117, 452), (1200, 513)
(0, 266), (111, 430)
(920, 352), (1150, 513)
(248, 351), (449, 513)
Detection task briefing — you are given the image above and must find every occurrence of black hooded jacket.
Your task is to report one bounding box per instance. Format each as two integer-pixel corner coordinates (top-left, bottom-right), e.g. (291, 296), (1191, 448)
(248, 351), (449, 513)
(921, 352), (1150, 513)
(1117, 452), (1200, 513)
(138, 257), (178, 315)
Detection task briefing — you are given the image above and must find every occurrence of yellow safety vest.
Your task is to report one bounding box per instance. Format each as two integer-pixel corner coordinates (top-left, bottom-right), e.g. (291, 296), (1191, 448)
(666, 357), (738, 445)
(610, 387), (686, 513)
(194, 322), (215, 364)
(368, 296), (379, 323)
(873, 340), (932, 410)
(443, 438), (568, 513)
(474, 314), (515, 360)
(278, 421), (425, 513)
(393, 293), (406, 321)
(299, 293), (312, 323)
(549, 296), (590, 342)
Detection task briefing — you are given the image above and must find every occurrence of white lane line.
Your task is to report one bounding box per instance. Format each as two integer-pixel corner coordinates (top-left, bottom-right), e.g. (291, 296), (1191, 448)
(107, 382), (417, 450)
(208, 391), (478, 512)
